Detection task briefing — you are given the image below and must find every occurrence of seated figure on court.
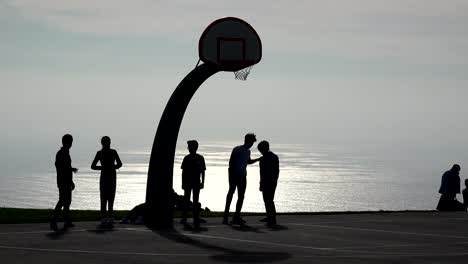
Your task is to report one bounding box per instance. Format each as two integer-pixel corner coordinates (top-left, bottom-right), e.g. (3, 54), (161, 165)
(437, 164), (466, 211)
(180, 140), (206, 229)
(91, 136), (123, 227)
(51, 134), (78, 231)
(223, 133), (259, 225)
(257, 141), (280, 227)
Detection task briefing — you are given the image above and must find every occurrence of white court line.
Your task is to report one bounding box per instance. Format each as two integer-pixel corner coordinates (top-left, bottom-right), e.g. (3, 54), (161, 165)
(2, 228), (468, 258)
(287, 223), (468, 239)
(128, 228), (334, 250)
(118, 228), (468, 257)
(0, 227), (148, 236)
(0, 229), (88, 235)
(3, 244), (468, 258)
(0, 245), (210, 257)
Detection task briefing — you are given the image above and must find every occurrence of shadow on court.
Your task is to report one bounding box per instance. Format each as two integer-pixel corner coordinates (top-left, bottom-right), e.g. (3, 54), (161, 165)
(154, 228), (291, 263)
(3, 213), (468, 263)
(45, 229), (69, 240)
(229, 225), (265, 233)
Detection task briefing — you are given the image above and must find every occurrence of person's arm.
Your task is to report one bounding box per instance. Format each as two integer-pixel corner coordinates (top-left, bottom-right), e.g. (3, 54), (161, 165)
(200, 156), (206, 189)
(274, 155), (280, 178)
(201, 171), (205, 189)
(248, 157), (260, 164)
(248, 150), (259, 164)
(114, 150), (122, 170)
(91, 152), (102, 170)
(55, 152), (63, 188)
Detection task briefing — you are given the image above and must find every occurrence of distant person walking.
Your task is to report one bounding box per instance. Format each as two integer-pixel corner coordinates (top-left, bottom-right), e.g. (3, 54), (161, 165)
(180, 140), (206, 229)
(257, 141), (280, 227)
(223, 133), (259, 225)
(50, 134), (78, 231)
(91, 136), (122, 226)
(437, 164), (465, 211)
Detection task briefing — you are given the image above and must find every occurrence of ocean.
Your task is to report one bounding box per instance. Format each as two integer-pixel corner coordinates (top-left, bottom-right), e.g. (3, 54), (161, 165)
(0, 141), (460, 212)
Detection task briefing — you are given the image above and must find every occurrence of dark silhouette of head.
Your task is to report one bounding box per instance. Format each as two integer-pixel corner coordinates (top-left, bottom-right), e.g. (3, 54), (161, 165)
(187, 140), (198, 154)
(62, 134), (73, 149)
(257, 140), (270, 155)
(243, 133), (257, 149)
(465, 179), (468, 187)
(101, 136), (111, 149)
(451, 164), (461, 174)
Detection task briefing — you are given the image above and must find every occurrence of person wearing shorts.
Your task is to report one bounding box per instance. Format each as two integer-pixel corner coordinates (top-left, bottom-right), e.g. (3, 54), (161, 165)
(180, 140), (206, 229)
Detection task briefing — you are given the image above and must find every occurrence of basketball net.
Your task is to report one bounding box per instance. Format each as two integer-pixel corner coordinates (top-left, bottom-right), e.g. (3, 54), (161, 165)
(234, 65), (253, 81)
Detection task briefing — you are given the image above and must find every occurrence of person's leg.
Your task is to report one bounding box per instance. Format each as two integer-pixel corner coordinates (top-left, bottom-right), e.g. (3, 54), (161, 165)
(270, 183), (277, 225)
(224, 172), (238, 223)
(100, 179), (108, 219)
(233, 177), (247, 221)
(181, 188), (191, 223)
(63, 189), (73, 227)
(192, 188), (200, 227)
(262, 190), (269, 220)
(100, 194), (107, 219)
(53, 189), (64, 220)
(108, 179), (116, 220)
(51, 188), (64, 230)
(223, 185), (236, 219)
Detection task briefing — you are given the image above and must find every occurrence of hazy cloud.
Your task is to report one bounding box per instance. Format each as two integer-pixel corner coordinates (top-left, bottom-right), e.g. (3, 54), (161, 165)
(4, 0), (468, 62)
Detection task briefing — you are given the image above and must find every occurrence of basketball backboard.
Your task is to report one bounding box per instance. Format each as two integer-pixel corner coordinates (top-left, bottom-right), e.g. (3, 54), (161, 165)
(199, 17), (262, 71)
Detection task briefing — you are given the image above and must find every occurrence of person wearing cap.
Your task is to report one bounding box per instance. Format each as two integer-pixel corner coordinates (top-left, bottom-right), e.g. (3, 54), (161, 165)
(180, 140), (206, 228)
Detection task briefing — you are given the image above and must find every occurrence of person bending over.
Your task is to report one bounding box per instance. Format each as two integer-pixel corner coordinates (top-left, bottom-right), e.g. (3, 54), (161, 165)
(223, 133), (259, 225)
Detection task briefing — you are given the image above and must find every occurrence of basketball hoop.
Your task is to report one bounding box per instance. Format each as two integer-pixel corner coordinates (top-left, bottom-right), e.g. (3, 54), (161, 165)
(198, 17), (261, 80)
(234, 65), (253, 81)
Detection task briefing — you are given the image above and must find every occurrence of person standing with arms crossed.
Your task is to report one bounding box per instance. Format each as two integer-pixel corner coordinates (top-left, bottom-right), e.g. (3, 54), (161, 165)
(257, 141), (280, 227)
(91, 136), (122, 227)
(223, 133), (259, 225)
(180, 140), (206, 229)
(50, 134), (78, 231)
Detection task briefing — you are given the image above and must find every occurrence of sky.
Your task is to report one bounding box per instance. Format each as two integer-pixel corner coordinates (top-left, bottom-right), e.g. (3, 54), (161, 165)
(2, 0), (468, 174)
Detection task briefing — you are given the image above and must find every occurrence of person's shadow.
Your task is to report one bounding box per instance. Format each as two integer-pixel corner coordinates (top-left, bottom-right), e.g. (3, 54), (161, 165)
(153, 226), (291, 263)
(230, 224), (265, 233)
(45, 228), (69, 240)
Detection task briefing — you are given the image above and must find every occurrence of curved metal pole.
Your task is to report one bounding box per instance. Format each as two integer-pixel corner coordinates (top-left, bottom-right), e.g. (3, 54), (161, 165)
(145, 63), (221, 229)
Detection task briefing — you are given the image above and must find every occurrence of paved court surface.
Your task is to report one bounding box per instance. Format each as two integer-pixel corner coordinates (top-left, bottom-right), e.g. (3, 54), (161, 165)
(1, 212), (468, 263)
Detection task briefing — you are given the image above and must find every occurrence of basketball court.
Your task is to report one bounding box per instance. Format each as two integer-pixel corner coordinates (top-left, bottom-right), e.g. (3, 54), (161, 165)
(1, 212), (468, 263)
(4, 17), (464, 264)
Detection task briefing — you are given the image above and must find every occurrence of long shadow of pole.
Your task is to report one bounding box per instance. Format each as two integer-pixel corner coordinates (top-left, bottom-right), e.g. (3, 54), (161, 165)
(145, 63), (221, 229)
(154, 229), (291, 263)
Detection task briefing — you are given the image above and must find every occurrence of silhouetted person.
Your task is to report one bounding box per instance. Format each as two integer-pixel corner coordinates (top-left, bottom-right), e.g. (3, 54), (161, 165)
(437, 164), (465, 211)
(257, 141), (280, 227)
(180, 140), (206, 229)
(463, 179), (468, 209)
(50, 134), (78, 231)
(91, 136), (122, 226)
(223, 133), (259, 225)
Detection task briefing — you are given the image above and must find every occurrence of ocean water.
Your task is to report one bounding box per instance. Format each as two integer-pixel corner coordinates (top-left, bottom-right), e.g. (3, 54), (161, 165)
(0, 141), (456, 212)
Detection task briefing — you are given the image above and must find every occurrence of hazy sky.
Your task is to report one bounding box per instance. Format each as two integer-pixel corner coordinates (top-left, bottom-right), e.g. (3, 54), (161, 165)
(2, 1), (468, 173)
